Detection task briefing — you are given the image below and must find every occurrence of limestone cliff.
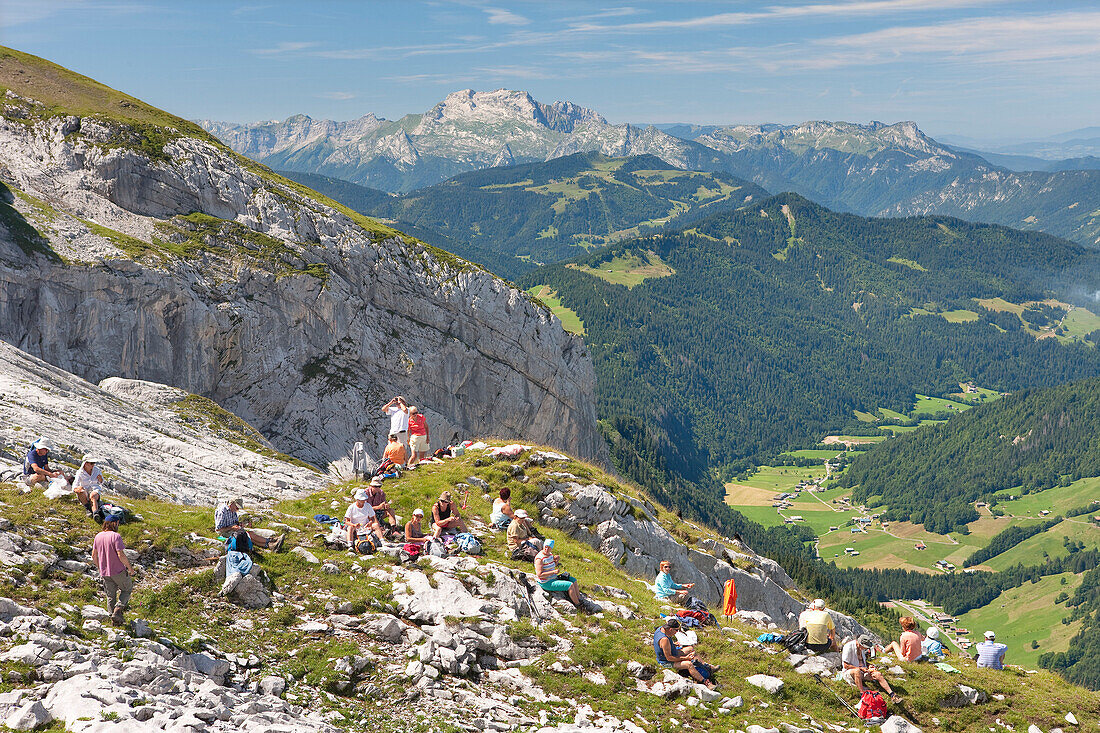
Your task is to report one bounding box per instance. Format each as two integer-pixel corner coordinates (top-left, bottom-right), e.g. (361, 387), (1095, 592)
(0, 49), (601, 471)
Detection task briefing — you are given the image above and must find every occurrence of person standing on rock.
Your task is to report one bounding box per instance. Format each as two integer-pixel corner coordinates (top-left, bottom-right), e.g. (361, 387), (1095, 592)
(406, 406), (430, 467)
(799, 598), (837, 652)
(654, 618), (716, 689)
(72, 454), (106, 521)
(534, 539), (581, 607)
(91, 518), (135, 626)
(382, 396), (409, 455)
(22, 438), (65, 489)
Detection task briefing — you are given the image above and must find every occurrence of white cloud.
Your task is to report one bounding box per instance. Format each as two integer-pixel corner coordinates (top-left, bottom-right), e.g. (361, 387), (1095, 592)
(250, 41), (319, 56)
(317, 91), (356, 100)
(484, 6), (529, 26)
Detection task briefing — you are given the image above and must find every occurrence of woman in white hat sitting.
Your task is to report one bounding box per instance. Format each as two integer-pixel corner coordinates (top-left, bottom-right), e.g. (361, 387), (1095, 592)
(73, 454), (105, 520)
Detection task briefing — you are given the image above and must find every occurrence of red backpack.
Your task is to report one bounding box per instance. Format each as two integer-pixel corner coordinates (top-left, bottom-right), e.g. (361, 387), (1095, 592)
(858, 691), (888, 720)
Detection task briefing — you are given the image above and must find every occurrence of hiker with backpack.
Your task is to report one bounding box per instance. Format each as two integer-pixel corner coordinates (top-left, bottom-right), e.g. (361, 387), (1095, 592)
(345, 489), (384, 547)
(654, 618), (718, 690)
(841, 634), (900, 703)
(215, 498), (284, 551)
(431, 491), (468, 537)
(534, 539), (581, 607)
(72, 453), (106, 521)
(91, 518), (135, 627)
(654, 560), (694, 604)
(506, 509), (542, 561)
(799, 598), (837, 652)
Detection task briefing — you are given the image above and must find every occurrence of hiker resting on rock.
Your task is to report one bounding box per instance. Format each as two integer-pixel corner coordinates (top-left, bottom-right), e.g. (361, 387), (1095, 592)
(799, 598), (837, 652)
(654, 618), (717, 690)
(365, 476), (397, 526)
(73, 453), (105, 521)
(383, 433), (407, 469)
(490, 487), (516, 529)
(214, 498), (283, 551)
(407, 406), (430, 467)
(506, 509), (542, 559)
(92, 518), (135, 627)
(22, 438), (67, 489)
(841, 634), (900, 703)
(654, 560), (694, 604)
(345, 489), (383, 545)
(882, 615), (923, 662)
(405, 508), (429, 545)
(534, 539), (581, 607)
(431, 491), (468, 537)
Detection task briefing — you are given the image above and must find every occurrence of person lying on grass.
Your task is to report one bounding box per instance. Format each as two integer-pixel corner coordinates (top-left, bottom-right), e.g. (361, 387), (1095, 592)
(534, 539), (581, 607)
(214, 498), (283, 551)
(654, 618), (717, 690)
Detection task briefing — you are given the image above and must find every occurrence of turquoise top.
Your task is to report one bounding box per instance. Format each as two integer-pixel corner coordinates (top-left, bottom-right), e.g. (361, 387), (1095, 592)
(654, 571), (683, 600)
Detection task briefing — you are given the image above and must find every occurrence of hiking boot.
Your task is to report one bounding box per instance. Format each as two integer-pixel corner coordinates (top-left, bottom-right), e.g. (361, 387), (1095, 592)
(268, 534), (285, 552)
(110, 607), (124, 627)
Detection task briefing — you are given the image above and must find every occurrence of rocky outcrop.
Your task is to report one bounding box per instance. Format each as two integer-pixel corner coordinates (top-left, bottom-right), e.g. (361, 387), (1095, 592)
(0, 89), (602, 472)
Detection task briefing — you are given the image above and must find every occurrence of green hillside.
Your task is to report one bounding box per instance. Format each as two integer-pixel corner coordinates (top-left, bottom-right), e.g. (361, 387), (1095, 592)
(309, 152), (768, 279)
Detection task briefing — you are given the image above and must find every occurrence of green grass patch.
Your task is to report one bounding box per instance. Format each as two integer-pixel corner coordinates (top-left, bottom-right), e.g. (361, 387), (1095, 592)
(567, 250), (675, 289)
(887, 256), (927, 271)
(526, 285), (585, 335)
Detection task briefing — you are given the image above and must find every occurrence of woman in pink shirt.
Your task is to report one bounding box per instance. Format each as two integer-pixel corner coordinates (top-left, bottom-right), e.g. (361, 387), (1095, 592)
(883, 616), (923, 662)
(91, 519), (135, 626)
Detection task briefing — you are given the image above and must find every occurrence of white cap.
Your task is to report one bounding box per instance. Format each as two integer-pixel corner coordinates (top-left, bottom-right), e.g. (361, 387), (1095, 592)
(412, 508), (424, 516)
(81, 454), (103, 465)
(984, 630), (996, 639)
(926, 627), (939, 639)
(813, 598), (826, 609)
(354, 489), (368, 501)
(514, 509), (529, 519)
(33, 438), (53, 451)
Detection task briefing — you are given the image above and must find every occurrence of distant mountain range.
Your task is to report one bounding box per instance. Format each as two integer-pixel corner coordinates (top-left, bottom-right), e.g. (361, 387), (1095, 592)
(203, 91), (1100, 249)
(279, 152), (767, 279)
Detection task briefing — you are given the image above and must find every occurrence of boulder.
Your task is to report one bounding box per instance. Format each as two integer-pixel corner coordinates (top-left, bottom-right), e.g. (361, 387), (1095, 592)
(4, 700), (51, 731)
(880, 716), (922, 733)
(745, 673), (784, 695)
(940, 684), (988, 708)
(220, 573), (271, 609)
(291, 547), (320, 564)
(260, 676), (286, 697)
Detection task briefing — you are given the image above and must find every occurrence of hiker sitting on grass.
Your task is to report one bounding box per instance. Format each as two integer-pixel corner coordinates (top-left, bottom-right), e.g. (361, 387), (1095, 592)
(974, 630), (1007, 669)
(799, 598), (837, 653)
(431, 491), (468, 537)
(73, 454), (105, 520)
(490, 487), (516, 529)
(382, 433), (407, 468)
(365, 477), (397, 526)
(506, 509), (542, 559)
(22, 438), (66, 489)
(405, 508), (429, 545)
(882, 616), (923, 662)
(214, 498), (283, 551)
(654, 618), (717, 690)
(345, 489), (383, 545)
(841, 634), (900, 703)
(92, 518), (135, 627)
(654, 560), (694, 604)
(921, 626), (948, 660)
(534, 540), (581, 607)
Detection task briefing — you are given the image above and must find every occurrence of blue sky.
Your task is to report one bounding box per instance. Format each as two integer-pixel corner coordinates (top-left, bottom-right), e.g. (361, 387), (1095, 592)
(2, 0), (1098, 142)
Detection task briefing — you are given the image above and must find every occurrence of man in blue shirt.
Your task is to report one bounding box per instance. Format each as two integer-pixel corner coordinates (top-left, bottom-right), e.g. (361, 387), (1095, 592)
(654, 618), (716, 689)
(23, 439), (63, 488)
(974, 630), (1007, 669)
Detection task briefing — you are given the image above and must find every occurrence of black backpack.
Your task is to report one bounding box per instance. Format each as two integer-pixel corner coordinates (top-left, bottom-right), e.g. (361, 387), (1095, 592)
(781, 627), (809, 652)
(225, 529), (253, 554)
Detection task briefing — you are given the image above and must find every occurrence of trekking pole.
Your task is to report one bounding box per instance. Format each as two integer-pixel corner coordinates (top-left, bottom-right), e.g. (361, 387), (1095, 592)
(812, 673), (860, 719)
(461, 488), (470, 510)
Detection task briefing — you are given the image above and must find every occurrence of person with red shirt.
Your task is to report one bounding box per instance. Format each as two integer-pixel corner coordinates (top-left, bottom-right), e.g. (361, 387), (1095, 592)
(883, 616), (923, 662)
(407, 406), (430, 467)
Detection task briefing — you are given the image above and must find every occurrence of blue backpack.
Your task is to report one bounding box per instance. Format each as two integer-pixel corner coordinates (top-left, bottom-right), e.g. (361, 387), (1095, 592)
(454, 533), (482, 555)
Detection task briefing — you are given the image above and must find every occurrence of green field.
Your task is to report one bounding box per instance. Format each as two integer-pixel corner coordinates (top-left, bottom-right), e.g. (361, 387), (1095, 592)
(910, 394), (973, 416)
(994, 476), (1100, 517)
(983, 519), (1100, 571)
(782, 449), (846, 460)
(526, 285), (585, 335)
(567, 250), (675, 288)
(956, 572), (1085, 668)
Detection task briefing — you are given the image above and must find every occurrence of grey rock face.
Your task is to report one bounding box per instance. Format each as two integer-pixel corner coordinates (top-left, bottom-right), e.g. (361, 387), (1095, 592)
(0, 105), (601, 473)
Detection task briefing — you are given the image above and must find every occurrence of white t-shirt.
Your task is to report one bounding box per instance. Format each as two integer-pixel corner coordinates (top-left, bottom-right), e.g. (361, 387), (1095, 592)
(387, 406), (409, 434)
(842, 639), (867, 668)
(345, 502), (376, 528)
(73, 466), (103, 490)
